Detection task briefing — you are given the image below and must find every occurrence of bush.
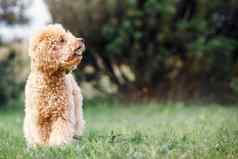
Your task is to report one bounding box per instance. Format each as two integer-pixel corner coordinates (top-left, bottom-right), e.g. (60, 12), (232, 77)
(0, 43), (29, 106)
(46, 0), (238, 101)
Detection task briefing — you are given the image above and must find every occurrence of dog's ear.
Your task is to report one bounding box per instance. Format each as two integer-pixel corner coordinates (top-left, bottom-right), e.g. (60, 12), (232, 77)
(29, 24), (65, 57)
(28, 32), (47, 58)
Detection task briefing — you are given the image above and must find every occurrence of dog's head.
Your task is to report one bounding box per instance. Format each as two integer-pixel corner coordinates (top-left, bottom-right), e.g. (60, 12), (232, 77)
(29, 24), (85, 74)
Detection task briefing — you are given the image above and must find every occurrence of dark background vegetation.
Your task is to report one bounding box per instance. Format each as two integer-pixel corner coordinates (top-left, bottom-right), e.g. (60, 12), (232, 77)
(1, 0), (238, 106)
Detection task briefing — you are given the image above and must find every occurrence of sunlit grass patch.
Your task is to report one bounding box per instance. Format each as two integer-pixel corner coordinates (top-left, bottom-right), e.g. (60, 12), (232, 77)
(0, 100), (237, 159)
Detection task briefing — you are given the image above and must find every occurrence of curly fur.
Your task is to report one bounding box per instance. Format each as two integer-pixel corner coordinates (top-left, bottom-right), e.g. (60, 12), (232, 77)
(24, 24), (85, 147)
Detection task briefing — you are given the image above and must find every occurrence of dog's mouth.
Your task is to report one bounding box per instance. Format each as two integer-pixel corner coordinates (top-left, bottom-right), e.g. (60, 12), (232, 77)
(74, 44), (85, 56)
(62, 55), (81, 68)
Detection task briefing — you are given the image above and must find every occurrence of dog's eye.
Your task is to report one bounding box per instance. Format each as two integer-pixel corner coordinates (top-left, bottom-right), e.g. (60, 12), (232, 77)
(60, 37), (65, 43)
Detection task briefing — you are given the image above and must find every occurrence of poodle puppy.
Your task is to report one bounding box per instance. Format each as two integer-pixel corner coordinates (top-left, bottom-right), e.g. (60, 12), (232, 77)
(24, 24), (85, 147)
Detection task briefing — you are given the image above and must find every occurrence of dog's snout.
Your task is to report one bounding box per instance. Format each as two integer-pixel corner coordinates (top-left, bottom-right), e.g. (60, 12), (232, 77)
(77, 38), (85, 43)
(75, 38), (84, 49)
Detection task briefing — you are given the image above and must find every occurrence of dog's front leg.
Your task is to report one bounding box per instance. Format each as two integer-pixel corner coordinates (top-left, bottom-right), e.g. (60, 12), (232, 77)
(72, 81), (85, 136)
(48, 117), (75, 146)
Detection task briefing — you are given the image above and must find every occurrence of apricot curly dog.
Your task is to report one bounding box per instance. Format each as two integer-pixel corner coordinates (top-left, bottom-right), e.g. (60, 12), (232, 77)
(24, 24), (85, 147)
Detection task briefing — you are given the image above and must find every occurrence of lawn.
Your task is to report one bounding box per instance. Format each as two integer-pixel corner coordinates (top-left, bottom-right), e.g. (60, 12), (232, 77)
(0, 99), (238, 159)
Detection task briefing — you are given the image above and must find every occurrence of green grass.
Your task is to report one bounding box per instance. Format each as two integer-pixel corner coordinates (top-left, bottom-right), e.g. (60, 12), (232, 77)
(0, 99), (238, 159)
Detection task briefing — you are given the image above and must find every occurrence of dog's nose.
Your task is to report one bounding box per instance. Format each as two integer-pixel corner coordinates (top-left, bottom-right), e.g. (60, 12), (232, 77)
(75, 38), (84, 50)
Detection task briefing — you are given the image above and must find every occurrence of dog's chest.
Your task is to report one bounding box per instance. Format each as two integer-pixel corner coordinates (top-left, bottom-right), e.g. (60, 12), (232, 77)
(34, 76), (73, 121)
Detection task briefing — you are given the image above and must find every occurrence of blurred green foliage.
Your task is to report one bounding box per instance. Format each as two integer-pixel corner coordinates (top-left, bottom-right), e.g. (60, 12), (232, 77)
(46, 0), (238, 101)
(0, 49), (21, 104)
(0, 0), (30, 106)
(1, 0), (238, 104)
(0, 44), (28, 106)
